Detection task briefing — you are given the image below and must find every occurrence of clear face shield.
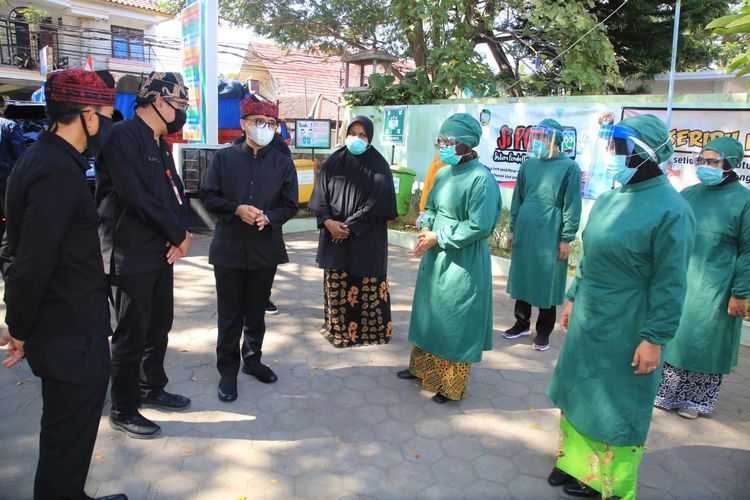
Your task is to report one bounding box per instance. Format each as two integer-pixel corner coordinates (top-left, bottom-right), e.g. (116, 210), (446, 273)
(590, 124), (641, 169)
(526, 125), (559, 160)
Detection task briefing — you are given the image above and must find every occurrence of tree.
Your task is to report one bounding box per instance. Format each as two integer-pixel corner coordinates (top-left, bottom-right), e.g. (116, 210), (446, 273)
(159, 0), (732, 102)
(590, 0), (731, 83)
(707, 0), (750, 89)
(160, 0), (619, 99)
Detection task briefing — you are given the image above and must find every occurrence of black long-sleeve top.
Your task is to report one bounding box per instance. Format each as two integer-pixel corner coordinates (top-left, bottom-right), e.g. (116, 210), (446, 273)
(200, 142), (299, 270)
(1, 132), (111, 341)
(96, 114), (189, 275)
(309, 146), (397, 277)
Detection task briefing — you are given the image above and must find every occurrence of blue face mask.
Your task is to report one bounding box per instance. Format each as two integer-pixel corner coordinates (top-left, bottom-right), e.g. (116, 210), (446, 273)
(696, 165), (726, 186)
(605, 155), (637, 185)
(439, 145), (462, 165)
(345, 136), (368, 155)
(531, 140), (549, 159)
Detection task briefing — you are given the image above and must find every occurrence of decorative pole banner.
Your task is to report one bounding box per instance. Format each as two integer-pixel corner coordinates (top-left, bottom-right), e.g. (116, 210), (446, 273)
(181, 0), (203, 141)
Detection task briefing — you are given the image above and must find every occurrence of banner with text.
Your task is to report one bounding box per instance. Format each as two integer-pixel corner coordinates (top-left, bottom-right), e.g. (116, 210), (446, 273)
(475, 103), (620, 198)
(622, 107), (750, 191)
(474, 103), (750, 198)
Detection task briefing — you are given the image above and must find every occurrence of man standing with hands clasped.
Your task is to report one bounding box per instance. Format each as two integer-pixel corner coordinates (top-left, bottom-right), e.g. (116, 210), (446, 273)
(96, 72), (192, 439)
(201, 98), (298, 402)
(0, 68), (126, 500)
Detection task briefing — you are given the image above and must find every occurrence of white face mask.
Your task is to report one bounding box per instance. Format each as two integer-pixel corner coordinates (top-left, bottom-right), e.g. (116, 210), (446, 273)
(248, 125), (275, 147)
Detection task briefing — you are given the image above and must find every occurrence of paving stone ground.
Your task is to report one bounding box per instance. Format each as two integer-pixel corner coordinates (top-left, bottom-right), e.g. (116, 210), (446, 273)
(1, 230), (749, 500)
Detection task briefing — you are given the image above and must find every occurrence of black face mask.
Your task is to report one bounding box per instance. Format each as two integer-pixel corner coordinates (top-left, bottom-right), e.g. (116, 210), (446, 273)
(81, 112), (113, 158)
(167, 108), (187, 134)
(151, 101), (187, 134)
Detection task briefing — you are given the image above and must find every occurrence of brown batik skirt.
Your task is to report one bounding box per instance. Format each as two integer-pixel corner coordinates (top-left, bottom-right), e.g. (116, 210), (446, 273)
(321, 269), (393, 348)
(408, 346), (472, 400)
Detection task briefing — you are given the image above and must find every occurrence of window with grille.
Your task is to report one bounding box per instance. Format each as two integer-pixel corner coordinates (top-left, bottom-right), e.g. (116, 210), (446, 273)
(111, 26), (145, 61)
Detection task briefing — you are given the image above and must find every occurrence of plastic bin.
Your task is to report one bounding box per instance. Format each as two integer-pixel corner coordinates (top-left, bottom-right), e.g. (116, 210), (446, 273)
(390, 165), (416, 216)
(295, 159), (315, 205)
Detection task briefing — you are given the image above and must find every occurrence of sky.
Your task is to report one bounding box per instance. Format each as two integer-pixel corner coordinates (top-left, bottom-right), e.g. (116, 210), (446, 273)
(154, 16), (263, 77)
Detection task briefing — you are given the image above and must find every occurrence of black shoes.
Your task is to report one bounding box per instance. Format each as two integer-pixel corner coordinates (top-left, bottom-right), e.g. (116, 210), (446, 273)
(502, 322), (532, 339)
(563, 480), (600, 497)
(141, 389), (191, 411)
(431, 393), (450, 404)
(109, 411), (161, 439)
(218, 377), (238, 402)
(265, 300), (279, 315)
(548, 467), (598, 497)
(242, 363), (278, 383)
(532, 334), (551, 352)
(397, 369), (418, 380)
(548, 467), (576, 487)
(242, 352), (279, 384)
(96, 495), (128, 500)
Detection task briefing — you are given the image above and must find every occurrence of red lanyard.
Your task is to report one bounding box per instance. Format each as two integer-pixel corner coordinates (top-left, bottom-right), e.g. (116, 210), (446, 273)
(165, 169), (183, 206)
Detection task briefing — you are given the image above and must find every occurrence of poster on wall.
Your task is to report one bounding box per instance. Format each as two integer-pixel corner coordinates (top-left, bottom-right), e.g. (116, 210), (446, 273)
(622, 107), (750, 191)
(474, 104), (620, 199)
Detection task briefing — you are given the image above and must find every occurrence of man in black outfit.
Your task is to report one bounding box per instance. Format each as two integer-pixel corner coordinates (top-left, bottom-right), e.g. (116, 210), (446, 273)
(201, 98), (298, 401)
(0, 68), (125, 500)
(96, 72), (192, 439)
(233, 121), (291, 316)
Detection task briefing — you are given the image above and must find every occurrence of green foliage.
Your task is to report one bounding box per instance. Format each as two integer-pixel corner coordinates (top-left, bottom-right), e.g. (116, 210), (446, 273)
(159, 0), (733, 102)
(708, 0), (750, 88)
(591, 0), (731, 86)
(19, 6), (48, 25)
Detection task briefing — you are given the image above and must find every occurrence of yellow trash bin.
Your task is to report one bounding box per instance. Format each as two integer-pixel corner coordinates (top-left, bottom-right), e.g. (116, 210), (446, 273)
(294, 159), (315, 205)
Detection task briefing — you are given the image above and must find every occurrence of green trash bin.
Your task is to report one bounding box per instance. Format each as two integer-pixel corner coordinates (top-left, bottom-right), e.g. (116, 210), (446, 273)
(390, 165), (416, 216)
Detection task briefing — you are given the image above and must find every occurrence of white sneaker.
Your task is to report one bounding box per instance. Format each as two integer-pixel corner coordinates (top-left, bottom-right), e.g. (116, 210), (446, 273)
(502, 326), (532, 339)
(677, 408), (699, 419)
(532, 341), (550, 352)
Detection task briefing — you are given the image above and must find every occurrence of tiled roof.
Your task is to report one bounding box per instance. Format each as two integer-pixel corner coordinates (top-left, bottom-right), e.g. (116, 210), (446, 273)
(278, 94), (342, 121)
(240, 42), (343, 102)
(239, 42), (416, 102)
(104, 0), (170, 14)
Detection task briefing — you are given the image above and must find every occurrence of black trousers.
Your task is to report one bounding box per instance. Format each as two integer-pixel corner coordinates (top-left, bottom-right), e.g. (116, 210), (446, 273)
(214, 265), (277, 378)
(110, 267), (174, 414)
(24, 335), (111, 500)
(514, 300), (557, 338)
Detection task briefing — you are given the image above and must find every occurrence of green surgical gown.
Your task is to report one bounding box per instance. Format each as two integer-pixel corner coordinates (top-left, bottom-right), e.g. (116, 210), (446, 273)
(408, 159), (502, 363)
(548, 175), (696, 446)
(507, 156), (582, 308)
(663, 181), (750, 375)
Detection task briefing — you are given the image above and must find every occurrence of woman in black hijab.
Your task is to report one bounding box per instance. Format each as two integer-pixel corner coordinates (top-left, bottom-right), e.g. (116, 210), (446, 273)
(309, 115), (398, 347)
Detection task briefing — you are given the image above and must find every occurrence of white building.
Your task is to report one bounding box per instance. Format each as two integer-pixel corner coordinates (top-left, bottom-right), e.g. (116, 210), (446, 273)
(0, 0), (173, 98)
(648, 70), (749, 95)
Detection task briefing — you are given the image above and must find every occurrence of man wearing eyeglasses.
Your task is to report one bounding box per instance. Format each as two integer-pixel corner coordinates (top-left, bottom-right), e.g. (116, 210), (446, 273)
(200, 98), (298, 402)
(96, 72), (192, 439)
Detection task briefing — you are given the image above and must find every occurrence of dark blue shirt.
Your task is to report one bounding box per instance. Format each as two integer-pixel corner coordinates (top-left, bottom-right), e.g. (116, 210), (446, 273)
(0, 117), (27, 176)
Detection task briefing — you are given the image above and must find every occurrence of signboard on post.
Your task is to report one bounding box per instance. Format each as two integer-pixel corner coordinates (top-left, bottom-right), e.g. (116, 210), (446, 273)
(295, 119), (331, 149)
(382, 106), (406, 145)
(181, 0), (203, 141)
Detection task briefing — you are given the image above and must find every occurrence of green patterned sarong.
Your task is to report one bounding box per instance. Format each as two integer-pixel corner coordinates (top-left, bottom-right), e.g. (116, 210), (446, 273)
(555, 413), (645, 500)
